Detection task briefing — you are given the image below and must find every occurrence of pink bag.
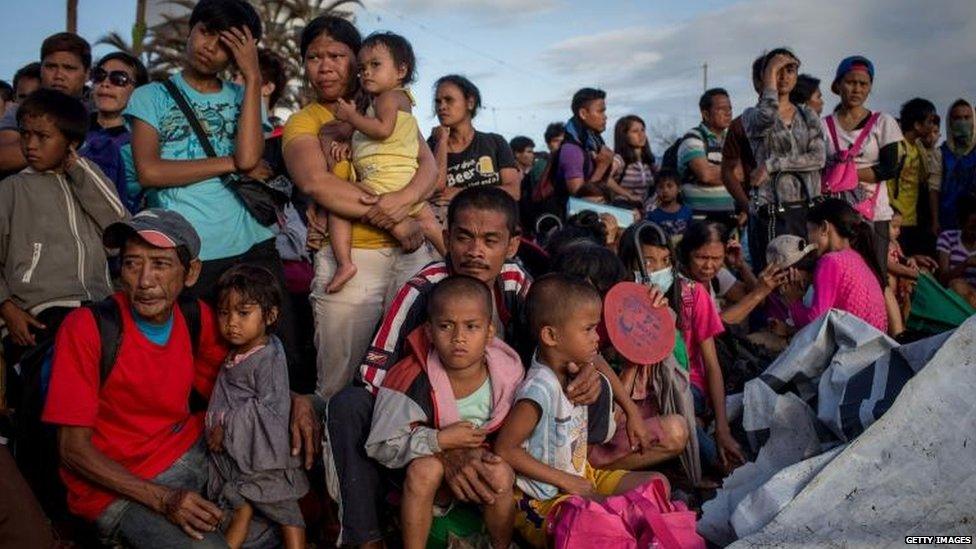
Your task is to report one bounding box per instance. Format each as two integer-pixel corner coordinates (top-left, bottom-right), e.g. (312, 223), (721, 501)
(548, 478), (705, 549)
(822, 113), (882, 219)
(548, 496), (637, 549)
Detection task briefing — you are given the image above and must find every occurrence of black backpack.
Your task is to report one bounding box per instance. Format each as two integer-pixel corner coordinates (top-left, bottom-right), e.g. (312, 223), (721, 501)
(660, 128), (706, 176)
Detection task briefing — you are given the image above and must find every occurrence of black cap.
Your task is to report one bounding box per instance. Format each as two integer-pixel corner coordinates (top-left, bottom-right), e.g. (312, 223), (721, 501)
(103, 209), (202, 259)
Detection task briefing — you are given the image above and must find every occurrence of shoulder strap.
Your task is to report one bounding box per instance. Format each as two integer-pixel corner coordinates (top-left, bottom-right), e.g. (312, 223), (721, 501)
(825, 115), (841, 152)
(88, 298), (123, 387)
(161, 78), (218, 159)
(848, 112), (881, 156)
(176, 293), (202, 351)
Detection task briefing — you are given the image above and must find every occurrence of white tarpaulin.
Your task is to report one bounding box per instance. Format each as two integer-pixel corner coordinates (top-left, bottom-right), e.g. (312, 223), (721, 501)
(700, 310), (976, 547)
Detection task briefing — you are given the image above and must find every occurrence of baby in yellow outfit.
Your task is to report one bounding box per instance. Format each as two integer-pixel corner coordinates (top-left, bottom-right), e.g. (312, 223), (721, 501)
(320, 32), (445, 293)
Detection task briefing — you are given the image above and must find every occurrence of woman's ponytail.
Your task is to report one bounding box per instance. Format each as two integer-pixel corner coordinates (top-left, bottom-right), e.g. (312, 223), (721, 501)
(850, 217), (885, 288)
(808, 198), (885, 287)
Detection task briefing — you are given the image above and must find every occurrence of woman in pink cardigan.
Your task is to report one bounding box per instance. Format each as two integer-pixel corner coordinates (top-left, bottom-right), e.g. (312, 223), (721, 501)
(786, 198), (888, 332)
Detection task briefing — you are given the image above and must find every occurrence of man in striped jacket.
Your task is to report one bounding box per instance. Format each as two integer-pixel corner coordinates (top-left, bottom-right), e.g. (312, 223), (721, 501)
(323, 186), (605, 547)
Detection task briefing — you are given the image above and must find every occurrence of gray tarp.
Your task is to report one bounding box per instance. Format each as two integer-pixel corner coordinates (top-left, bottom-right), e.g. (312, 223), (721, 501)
(700, 310), (976, 547)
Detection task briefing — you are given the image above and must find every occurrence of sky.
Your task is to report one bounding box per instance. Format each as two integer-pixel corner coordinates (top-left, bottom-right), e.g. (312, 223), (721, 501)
(2, 0), (975, 150)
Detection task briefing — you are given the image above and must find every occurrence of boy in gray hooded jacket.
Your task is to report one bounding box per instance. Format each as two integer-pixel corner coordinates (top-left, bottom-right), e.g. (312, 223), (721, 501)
(0, 89), (127, 357)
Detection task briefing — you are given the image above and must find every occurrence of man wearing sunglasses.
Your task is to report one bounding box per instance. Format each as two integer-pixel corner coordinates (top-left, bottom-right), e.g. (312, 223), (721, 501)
(84, 52), (149, 213)
(0, 32), (92, 175)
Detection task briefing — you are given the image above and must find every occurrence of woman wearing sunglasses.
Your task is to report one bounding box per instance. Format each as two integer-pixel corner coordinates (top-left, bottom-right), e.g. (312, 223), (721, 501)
(81, 52), (148, 213)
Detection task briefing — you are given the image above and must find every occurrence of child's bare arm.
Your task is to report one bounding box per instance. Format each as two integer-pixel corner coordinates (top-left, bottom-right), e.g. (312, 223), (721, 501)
(701, 337), (744, 469)
(494, 400), (592, 495)
(887, 258), (919, 279)
(334, 90), (404, 141)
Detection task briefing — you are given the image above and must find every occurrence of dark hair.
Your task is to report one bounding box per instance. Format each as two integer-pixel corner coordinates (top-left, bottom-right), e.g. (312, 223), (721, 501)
(567, 210), (608, 245)
(957, 194), (976, 226)
(544, 225), (601, 259)
(216, 264), (282, 332)
(790, 74), (821, 105)
(40, 32), (92, 69)
(0, 81), (12, 103)
(613, 115), (655, 167)
(426, 275), (493, 320)
(807, 198), (885, 287)
(544, 122), (565, 143)
(899, 97), (937, 133)
(447, 185), (519, 237)
(17, 89), (89, 145)
(552, 243), (627, 297)
(618, 221), (682, 327)
(300, 15), (361, 59)
(434, 74), (482, 118)
(678, 220), (729, 268)
(256, 49), (288, 110)
(96, 51), (149, 87)
(571, 88), (606, 116)
(189, 0), (262, 41)
(13, 62), (42, 92)
(510, 135), (535, 154)
(655, 167), (679, 186)
(761, 47), (799, 75)
(362, 32), (416, 85)
(526, 273), (602, 337)
(750, 54), (765, 91)
(699, 88), (729, 111)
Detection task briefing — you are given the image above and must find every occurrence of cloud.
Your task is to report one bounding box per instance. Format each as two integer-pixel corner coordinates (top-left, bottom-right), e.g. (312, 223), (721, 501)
(364, 0), (558, 24)
(540, 0), (976, 134)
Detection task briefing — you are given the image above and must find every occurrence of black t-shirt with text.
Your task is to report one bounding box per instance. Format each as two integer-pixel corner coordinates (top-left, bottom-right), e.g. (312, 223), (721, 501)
(429, 131), (516, 191)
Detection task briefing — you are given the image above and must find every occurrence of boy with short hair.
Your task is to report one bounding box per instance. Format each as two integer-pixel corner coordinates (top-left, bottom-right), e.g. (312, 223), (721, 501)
(0, 89), (126, 357)
(126, 0), (270, 294)
(0, 33), (92, 175)
(494, 273), (669, 547)
(365, 275), (521, 549)
(127, 0), (301, 372)
(646, 168), (693, 241)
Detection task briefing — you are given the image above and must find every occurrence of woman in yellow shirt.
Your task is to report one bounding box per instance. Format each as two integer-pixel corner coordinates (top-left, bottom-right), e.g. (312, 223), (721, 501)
(282, 17), (438, 400)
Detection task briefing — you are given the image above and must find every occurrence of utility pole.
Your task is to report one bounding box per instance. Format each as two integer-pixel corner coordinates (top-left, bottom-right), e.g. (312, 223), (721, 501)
(67, 0), (78, 33)
(702, 62), (708, 92)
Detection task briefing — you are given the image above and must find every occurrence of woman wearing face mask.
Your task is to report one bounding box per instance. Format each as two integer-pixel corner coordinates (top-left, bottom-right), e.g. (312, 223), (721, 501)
(932, 99), (976, 233)
(679, 221), (789, 325)
(618, 221), (743, 474)
(82, 52), (148, 213)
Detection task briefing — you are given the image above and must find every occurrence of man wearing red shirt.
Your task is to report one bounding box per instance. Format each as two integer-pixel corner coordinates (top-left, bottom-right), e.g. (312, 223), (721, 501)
(41, 209), (317, 547)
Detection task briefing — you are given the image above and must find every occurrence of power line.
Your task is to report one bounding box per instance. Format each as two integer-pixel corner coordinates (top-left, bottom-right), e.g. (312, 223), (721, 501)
(364, 3), (563, 88)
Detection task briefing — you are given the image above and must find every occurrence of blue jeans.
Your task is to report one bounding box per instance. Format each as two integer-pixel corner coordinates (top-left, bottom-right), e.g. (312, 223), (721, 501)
(691, 385), (719, 470)
(96, 440), (227, 549)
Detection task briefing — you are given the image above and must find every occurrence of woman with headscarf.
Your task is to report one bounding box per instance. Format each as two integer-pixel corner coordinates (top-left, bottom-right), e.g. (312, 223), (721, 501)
(821, 56), (906, 334)
(821, 55), (904, 274)
(932, 99), (976, 233)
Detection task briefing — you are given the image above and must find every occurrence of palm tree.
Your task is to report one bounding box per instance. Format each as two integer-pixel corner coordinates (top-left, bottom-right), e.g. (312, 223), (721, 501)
(137, 0), (361, 110)
(94, 0), (151, 59)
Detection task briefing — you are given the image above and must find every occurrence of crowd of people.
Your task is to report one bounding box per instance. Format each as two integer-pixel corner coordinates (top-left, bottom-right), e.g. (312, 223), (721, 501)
(0, 0), (974, 547)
